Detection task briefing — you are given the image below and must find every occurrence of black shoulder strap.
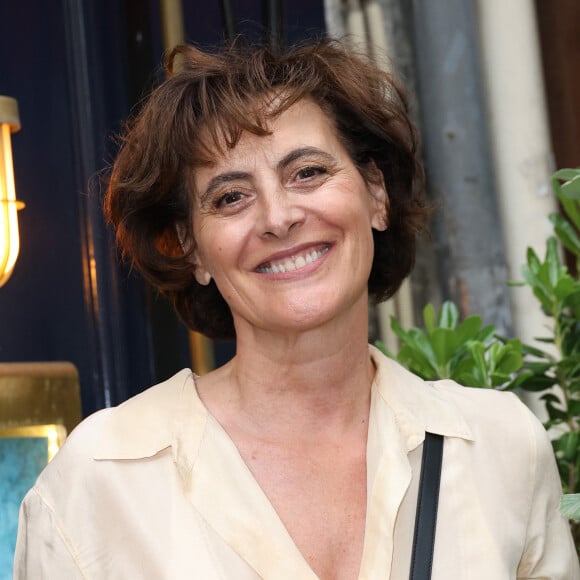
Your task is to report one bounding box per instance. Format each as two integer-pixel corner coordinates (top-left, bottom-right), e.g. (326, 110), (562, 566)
(409, 432), (444, 580)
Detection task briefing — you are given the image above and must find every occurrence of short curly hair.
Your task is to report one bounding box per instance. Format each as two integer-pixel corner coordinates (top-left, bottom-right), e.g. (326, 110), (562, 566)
(104, 38), (429, 340)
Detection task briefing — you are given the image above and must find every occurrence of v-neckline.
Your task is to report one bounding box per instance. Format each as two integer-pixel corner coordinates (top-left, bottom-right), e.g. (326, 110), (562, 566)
(174, 371), (413, 580)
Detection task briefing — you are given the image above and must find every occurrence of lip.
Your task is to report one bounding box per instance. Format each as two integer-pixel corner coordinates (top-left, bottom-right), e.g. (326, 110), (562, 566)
(254, 242), (332, 277)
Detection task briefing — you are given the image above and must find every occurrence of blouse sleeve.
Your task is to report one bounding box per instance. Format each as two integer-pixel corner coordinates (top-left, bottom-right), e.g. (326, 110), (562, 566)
(13, 487), (87, 580)
(517, 408), (580, 579)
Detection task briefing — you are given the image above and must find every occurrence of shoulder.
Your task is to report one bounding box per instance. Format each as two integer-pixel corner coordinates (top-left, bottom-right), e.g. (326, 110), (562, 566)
(33, 368), (195, 495)
(429, 378), (556, 501)
(431, 378), (545, 449)
(432, 379), (533, 430)
(370, 344), (539, 445)
(426, 384), (576, 577)
(370, 344), (547, 456)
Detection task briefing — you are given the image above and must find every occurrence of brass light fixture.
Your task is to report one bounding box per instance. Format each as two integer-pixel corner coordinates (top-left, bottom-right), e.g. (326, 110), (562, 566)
(0, 95), (23, 287)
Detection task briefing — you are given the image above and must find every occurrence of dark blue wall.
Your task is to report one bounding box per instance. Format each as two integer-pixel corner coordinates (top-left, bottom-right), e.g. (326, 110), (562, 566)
(0, 0), (160, 416)
(0, 0), (325, 417)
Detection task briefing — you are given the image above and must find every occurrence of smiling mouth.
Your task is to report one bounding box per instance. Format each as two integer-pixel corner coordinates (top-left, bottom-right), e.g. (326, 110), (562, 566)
(256, 244), (330, 274)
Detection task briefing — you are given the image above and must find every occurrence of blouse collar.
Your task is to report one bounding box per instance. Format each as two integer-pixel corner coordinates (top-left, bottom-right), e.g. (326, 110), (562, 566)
(93, 345), (474, 470)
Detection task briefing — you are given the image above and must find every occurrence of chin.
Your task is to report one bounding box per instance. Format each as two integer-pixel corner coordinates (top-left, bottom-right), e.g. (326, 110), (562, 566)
(268, 297), (363, 334)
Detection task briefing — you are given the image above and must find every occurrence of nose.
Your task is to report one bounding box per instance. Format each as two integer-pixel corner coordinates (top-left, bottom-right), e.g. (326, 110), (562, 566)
(256, 189), (306, 238)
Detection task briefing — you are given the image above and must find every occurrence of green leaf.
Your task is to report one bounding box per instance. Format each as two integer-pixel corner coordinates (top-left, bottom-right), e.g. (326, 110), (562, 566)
(490, 372), (512, 388)
(430, 327), (459, 370)
(554, 276), (577, 302)
(423, 304), (436, 334)
(541, 393), (568, 422)
(397, 347), (435, 380)
(553, 169), (580, 231)
(451, 358), (478, 386)
(390, 318), (440, 379)
(562, 173), (580, 199)
(518, 374), (556, 392)
(408, 327), (436, 354)
(526, 247), (542, 274)
(555, 353), (580, 372)
(552, 168), (580, 183)
(546, 236), (562, 288)
(522, 361), (553, 374)
(487, 341), (501, 362)
(557, 432), (580, 462)
(568, 401), (580, 417)
(561, 494), (580, 520)
(550, 213), (580, 257)
(495, 349), (523, 375)
(521, 342), (553, 359)
(564, 290), (580, 320)
(557, 186), (580, 232)
(455, 316), (483, 345)
(437, 301), (459, 330)
(390, 317), (414, 345)
(510, 370), (534, 389)
(541, 393), (565, 405)
(522, 261), (553, 313)
(474, 325), (496, 344)
(466, 342), (489, 387)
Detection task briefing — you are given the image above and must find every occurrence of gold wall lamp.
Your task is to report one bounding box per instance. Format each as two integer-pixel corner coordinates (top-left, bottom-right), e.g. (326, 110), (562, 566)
(0, 95), (24, 287)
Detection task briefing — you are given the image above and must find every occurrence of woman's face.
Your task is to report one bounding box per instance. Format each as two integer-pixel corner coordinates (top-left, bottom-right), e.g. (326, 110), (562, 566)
(191, 99), (387, 336)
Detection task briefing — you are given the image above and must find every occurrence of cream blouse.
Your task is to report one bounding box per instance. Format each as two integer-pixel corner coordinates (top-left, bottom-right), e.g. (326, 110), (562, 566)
(14, 346), (579, 579)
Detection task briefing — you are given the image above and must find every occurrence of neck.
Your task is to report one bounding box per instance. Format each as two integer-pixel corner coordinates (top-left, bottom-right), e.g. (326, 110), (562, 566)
(217, 296), (375, 438)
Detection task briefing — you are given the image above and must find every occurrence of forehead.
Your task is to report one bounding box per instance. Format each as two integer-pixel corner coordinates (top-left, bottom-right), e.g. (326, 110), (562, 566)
(195, 99), (344, 176)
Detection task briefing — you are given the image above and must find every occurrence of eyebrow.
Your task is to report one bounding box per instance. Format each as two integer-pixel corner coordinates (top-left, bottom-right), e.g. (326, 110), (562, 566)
(199, 171), (251, 205)
(200, 146), (336, 203)
(276, 147), (336, 170)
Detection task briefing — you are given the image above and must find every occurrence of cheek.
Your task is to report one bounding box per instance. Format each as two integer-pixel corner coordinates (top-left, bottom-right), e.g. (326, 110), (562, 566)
(204, 245), (225, 272)
(198, 228), (247, 285)
(321, 194), (376, 233)
(194, 218), (232, 264)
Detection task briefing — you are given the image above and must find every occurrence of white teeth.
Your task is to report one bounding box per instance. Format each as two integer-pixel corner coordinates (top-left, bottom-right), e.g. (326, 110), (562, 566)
(258, 245), (329, 274)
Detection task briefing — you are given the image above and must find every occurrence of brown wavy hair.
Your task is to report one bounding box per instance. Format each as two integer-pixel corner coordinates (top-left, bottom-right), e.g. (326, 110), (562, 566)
(104, 38), (429, 340)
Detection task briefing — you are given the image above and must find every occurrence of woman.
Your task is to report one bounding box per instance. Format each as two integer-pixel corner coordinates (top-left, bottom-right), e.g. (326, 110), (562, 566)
(14, 39), (578, 579)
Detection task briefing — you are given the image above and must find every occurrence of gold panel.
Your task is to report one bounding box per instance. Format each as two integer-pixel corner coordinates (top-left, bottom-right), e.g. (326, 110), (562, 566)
(189, 331), (215, 375)
(0, 362), (82, 435)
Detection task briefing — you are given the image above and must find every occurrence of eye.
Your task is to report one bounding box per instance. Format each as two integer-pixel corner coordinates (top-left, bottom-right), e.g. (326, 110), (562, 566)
(296, 166), (327, 180)
(214, 190), (244, 208)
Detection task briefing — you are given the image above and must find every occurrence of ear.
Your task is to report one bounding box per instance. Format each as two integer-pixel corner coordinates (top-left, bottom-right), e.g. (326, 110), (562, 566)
(366, 161), (389, 231)
(193, 259), (212, 286)
(176, 223), (212, 286)
(191, 244), (212, 286)
(176, 223), (192, 254)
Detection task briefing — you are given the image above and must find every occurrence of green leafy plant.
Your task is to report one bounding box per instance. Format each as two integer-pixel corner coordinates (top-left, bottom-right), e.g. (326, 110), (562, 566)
(561, 494), (580, 521)
(515, 168), (580, 546)
(377, 168), (580, 549)
(377, 301), (525, 390)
